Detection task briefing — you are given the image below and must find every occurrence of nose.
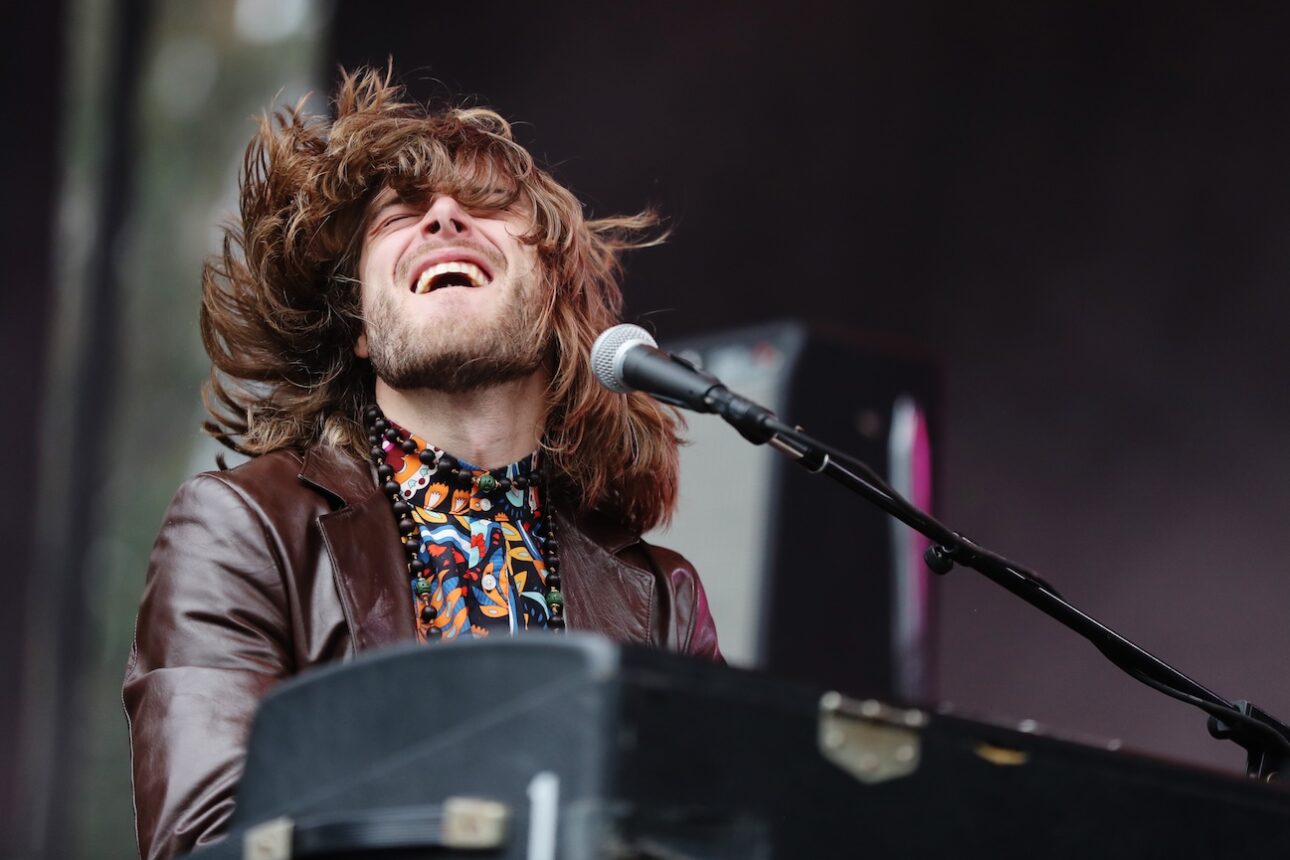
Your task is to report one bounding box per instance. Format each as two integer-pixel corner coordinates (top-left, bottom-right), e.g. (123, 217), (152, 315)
(419, 195), (471, 237)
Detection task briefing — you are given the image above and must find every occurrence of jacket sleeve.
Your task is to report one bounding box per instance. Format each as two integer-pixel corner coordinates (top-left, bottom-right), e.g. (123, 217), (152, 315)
(123, 473), (292, 860)
(680, 570), (723, 664)
(642, 543), (724, 663)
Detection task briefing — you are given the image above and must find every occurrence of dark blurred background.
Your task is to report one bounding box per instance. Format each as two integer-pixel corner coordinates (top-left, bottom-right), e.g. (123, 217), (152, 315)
(8, 1), (1290, 856)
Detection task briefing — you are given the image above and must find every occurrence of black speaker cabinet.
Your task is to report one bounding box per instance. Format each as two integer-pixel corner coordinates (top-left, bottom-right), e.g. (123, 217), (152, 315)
(649, 320), (940, 702)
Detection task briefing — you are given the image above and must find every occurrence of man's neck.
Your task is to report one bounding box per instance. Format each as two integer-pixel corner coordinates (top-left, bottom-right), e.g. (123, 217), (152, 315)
(373, 371), (549, 470)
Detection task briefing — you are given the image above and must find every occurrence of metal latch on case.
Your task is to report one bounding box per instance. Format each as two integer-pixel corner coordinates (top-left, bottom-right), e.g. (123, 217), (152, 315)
(818, 691), (926, 785)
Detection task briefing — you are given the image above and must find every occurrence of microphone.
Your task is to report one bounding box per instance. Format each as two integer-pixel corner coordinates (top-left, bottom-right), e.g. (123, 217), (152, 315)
(589, 324), (778, 443)
(590, 324), (720, 411)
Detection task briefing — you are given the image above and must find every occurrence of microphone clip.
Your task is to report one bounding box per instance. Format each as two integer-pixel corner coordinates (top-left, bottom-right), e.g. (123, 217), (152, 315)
(706, 386), (778, 445)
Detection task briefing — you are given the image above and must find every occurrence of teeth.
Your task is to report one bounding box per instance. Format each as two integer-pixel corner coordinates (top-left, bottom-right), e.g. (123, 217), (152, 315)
(414, 260), (489, 293)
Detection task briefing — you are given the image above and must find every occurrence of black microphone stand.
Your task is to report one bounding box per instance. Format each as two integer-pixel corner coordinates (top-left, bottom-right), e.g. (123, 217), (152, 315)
(686, 378), (1290, 782)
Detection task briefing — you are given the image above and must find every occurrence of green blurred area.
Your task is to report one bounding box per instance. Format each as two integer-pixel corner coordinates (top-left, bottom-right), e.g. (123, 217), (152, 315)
(52, 2), (331, 855)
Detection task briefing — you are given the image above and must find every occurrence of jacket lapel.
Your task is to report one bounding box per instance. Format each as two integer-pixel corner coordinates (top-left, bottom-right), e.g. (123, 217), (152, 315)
(299, 445), (416, 650)
(557, 510), (661, 646)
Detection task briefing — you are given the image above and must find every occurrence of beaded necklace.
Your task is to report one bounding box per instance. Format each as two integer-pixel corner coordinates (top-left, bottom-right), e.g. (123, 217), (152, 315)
(363, 405), (565, 639)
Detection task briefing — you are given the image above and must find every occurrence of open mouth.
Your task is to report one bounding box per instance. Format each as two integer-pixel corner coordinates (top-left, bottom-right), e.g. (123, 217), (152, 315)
(413, 261), (491, 294)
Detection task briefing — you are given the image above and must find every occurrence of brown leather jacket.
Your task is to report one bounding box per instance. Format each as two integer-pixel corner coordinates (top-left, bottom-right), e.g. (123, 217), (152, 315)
(123, 444), (720, 860)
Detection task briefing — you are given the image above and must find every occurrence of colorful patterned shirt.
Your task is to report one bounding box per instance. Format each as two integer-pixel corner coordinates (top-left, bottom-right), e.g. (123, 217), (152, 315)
(380, 424), (555, 643)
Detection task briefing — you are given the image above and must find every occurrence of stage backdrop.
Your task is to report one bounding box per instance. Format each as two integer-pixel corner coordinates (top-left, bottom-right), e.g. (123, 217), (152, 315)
(331, 0), (1290, 777)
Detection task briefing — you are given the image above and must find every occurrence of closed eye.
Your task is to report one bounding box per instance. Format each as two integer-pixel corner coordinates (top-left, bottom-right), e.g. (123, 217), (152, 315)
(376, 212), (418, 231)
(367, 204), (423, 235)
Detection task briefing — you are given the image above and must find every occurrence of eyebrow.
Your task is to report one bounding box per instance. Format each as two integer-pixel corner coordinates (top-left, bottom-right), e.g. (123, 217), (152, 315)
(367, 189), (403, 215)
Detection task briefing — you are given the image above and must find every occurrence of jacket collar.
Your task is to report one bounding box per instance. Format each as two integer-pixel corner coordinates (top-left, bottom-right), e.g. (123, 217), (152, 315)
(298, 443), (377, 508)
(560, 508), (638, 555)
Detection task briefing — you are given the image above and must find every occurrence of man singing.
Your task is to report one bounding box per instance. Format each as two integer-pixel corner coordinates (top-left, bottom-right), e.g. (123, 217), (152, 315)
(123, 67), (720, 860)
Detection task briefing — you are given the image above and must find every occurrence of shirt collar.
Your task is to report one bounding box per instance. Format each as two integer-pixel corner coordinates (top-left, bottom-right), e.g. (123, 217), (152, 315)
(384, 422), (544, 521)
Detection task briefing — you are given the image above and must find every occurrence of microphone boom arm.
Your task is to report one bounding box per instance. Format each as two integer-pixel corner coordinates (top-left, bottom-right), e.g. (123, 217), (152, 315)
(696, 384), (1290, 781)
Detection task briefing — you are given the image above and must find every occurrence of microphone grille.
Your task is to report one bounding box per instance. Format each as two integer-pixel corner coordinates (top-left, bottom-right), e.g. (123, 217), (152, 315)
(590, 324), (657, 393)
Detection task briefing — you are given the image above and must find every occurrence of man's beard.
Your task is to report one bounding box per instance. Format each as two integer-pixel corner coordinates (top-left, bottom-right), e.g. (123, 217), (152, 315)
(362, 289), (548, 394)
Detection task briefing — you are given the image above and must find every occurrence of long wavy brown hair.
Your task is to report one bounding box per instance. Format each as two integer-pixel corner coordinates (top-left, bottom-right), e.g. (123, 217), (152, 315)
(202, 66), (681, 531)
